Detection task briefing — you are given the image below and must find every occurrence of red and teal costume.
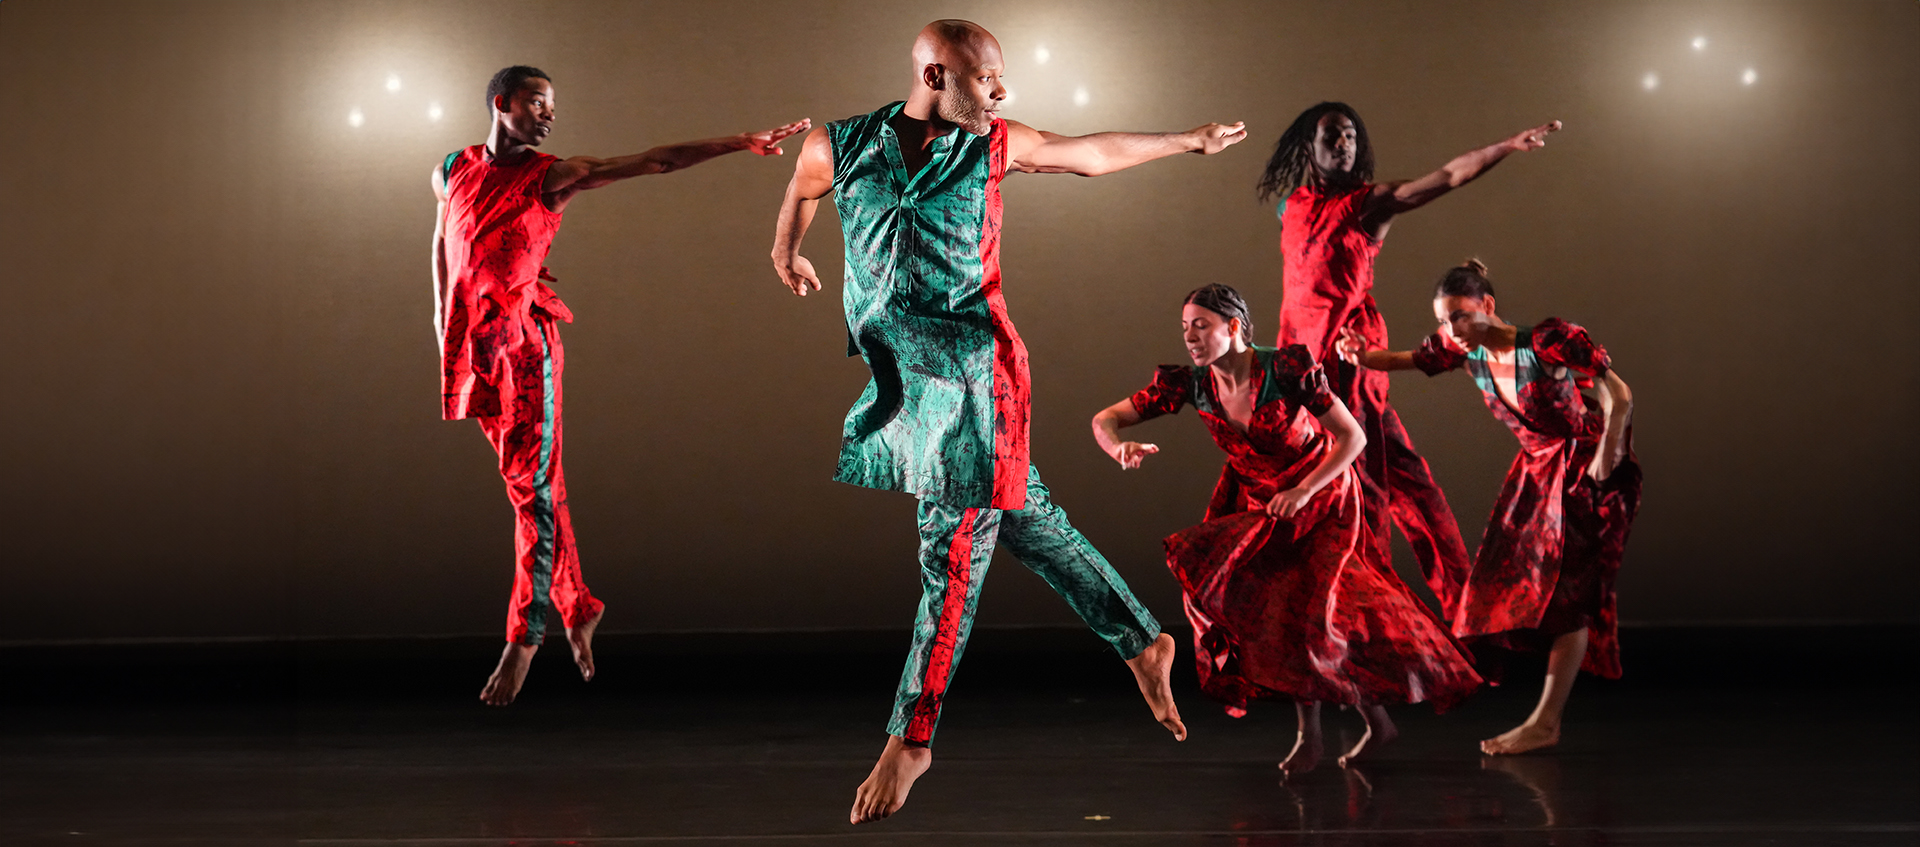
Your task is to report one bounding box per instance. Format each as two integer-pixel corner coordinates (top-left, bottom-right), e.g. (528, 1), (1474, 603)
(1131, 346), (1481, 715)
(1412, 319), (1641, 677)
(439, 145), (603, 646)
(1277, 184), (1472, 620)
(826, 103), (1161, 745)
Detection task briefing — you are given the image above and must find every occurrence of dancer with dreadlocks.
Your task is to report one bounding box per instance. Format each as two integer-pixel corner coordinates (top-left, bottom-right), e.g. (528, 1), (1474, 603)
(434, 65), (805, 705)
(1258, 103), (1561, 623)
(1338, 260), (1639, 755)
(1093, 284), (1480, 775)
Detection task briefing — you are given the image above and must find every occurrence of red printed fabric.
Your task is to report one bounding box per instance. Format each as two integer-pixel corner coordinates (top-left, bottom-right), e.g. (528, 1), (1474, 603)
(1413, 334), (1469, 376)
(1135, 347), (1482, 714)
(1445, 319), (1641, 678)
(440, 145), (571, 421)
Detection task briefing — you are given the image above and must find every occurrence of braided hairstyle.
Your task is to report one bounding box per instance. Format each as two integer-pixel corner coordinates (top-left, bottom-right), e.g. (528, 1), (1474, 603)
(486, 65), (551, 112)
(1434, 258), (1496, 300)
(1183, 283), (1254, 345)
(1255, 101), (1375, 204)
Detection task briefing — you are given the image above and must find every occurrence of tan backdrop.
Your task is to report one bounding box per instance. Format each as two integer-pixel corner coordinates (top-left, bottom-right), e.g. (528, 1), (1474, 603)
(4, 0), (1915, 640)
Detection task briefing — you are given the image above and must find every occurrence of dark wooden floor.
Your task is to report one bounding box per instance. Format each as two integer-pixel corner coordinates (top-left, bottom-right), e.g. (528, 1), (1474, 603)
(3, 626), (1915, 845)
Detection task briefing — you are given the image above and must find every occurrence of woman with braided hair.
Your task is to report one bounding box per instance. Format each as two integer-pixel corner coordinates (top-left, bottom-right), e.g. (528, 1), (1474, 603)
(1338, 260), (1641, 755)
(1093, 284), (1481, 775)
(1260, 103), (1562, 626)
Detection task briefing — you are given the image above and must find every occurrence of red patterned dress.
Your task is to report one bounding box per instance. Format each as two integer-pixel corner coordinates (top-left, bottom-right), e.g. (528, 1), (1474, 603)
(1131, 346), (1482, 714)
(1412, 319), (1642, 677)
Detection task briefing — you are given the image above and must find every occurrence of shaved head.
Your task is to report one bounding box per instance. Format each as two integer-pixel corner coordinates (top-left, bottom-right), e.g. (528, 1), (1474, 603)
(908, 20), (1005, 135)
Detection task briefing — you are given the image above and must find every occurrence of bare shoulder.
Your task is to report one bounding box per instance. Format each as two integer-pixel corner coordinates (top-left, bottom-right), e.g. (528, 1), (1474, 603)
(1002, 119), (1049, 155)
(799, 127), (834, 174)
(430, 162), (448, 200)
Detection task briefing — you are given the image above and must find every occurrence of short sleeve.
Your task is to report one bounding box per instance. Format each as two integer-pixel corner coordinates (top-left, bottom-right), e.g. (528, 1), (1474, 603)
(1275, 345), (1336, 417)
(1412, 333), (1468, 376)
(1531, 318), (1612, 377)
(1129, 365), (1193, 420)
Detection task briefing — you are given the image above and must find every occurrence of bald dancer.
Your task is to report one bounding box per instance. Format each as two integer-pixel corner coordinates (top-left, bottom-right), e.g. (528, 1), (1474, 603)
(434, 65), (805, 705)
(771, 21), (1246, 823)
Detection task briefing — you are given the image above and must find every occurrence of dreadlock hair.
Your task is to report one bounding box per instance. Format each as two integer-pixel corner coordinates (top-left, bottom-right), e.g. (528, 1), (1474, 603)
(486, 65), (551, 112)
(1183, 283), (1254, 345)
(1255, 101), (1375, 204)
(1434, 258), (1496, 301)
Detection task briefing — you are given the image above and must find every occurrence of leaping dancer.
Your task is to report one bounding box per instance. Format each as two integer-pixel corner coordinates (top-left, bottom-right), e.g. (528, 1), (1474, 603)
(433, 65), (806, 706)
(1260, 103), (1562, 622)
(1338, 260), (1640, 755)
(770, 20), (1246, 824)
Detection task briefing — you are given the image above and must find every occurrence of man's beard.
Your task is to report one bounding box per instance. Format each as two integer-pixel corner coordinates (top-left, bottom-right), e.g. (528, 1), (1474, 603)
(937, 87), (993, 135)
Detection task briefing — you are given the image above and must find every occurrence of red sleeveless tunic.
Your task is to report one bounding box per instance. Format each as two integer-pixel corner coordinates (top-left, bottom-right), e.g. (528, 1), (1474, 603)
(1277, 183), (1388, 412)
(439, 145), (572, 420)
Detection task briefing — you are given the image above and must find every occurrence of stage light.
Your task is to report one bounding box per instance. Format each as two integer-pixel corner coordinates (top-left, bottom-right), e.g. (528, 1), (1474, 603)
(1073, 85), (1089, 107)
(348, 108), (364, 127)
(428, 102), (444, 121)
(1642, 72), (1659, 91)
(1035, 45), (1050, 64)
(1742, 68), (1758, 85)
(386, 73), (402, 93)
(1691, 36), (1707, 52)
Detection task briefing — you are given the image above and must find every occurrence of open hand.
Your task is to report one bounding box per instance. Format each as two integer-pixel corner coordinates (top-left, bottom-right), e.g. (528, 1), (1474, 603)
(742, 119), (812, 156)
(1508, 119), (1562, 152)
(1111, 441), (1160, 470)
(1189, 122), (1249, 155)
(774, 253), (822, 296)
(1335, 327), (1372, 367)
(1266, 486), (1314, 518)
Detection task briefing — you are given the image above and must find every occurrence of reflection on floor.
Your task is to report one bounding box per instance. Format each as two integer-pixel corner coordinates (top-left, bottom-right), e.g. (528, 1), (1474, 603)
(2, 626), (1915, 846)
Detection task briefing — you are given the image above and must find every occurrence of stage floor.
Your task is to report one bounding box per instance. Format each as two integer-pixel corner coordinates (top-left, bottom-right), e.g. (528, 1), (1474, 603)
(3, 627), (1915, 846)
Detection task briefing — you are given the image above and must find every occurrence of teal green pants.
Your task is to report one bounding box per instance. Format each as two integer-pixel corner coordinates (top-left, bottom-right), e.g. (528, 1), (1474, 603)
(890, 464), (1161, 744)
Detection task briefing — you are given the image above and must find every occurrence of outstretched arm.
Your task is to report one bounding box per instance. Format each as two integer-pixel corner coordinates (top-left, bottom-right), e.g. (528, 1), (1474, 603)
(429, 165), (450, 346)
(1360, 119), (1561, 234)
(1092, 398), (1161, 469)
(1335, 327), (1419, 371)
(1586, 369), (1633, 482)
(771, 128), (835, 297)
(1267, 398), (1367, 518)
(542, 119), (811, 210)
(1005, 120), (1246, 176)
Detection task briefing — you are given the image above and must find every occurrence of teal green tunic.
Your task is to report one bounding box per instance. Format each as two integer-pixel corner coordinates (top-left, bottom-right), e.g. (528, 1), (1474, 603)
(827, 103), (1032, 510)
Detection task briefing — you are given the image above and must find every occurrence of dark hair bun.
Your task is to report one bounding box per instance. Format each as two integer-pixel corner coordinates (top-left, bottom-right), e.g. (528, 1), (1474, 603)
(1461, 258), (1490, 276)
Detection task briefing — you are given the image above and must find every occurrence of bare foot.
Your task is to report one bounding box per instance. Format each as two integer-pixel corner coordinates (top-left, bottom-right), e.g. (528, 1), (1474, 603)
(1481, 721), (1560, 755)
(566, 607), (603, 682)
(850, 735), (932, 824)
(479, 642), (536, 706)
(1123, 633), (1187, 741)
(1279, 730), (1323, 778)
(1338, 705), (1398, 767)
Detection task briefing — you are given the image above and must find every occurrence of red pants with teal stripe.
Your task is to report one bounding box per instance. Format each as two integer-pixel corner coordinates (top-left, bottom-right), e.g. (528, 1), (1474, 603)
(475, 315), (603, 645)
(891, 464), (1160, 745)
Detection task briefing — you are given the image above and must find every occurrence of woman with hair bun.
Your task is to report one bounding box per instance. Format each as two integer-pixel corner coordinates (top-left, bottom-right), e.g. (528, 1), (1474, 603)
(1338, 261), (1641, 755)
(1093, 284), (1482, 775)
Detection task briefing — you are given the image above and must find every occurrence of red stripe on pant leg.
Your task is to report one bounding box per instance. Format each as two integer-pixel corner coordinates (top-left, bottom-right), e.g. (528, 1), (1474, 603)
(980, 124), (1030, 510)
(905, 507), (977, 743)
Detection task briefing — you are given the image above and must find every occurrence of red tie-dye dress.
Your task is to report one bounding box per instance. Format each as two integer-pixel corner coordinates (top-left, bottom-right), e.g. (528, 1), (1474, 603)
(1131, 345), (1482, 715)
(1413, 319), (1642, 677)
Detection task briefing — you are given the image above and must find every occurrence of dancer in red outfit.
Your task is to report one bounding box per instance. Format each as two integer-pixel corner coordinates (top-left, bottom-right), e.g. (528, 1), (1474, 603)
(1093, 285), (1481, 775)
(1257, 103), (1561, 622)
(434, 66), (806, 705)
(1339, 261), (1639, 755)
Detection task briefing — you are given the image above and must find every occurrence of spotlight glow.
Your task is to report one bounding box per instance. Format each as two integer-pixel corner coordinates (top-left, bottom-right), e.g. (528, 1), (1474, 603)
(1035, 45), (1050, 64)
(1691, 36), (1707, 51)
(1741, 68), (1758, 85)
(1072, 85), (1089, 107)
(386, 73), (401, 93)
(1641, 72), (1659, 91)
(427, 102), (444, 121)
(348, 108), (364, 127)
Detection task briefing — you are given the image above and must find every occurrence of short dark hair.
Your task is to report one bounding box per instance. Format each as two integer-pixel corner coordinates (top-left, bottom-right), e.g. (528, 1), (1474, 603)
(486, 65), (551, 112)
(1183, 283), (1254, 345)
(1434, 258), (1496, 300)
(1256, 101), (1375, 203)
